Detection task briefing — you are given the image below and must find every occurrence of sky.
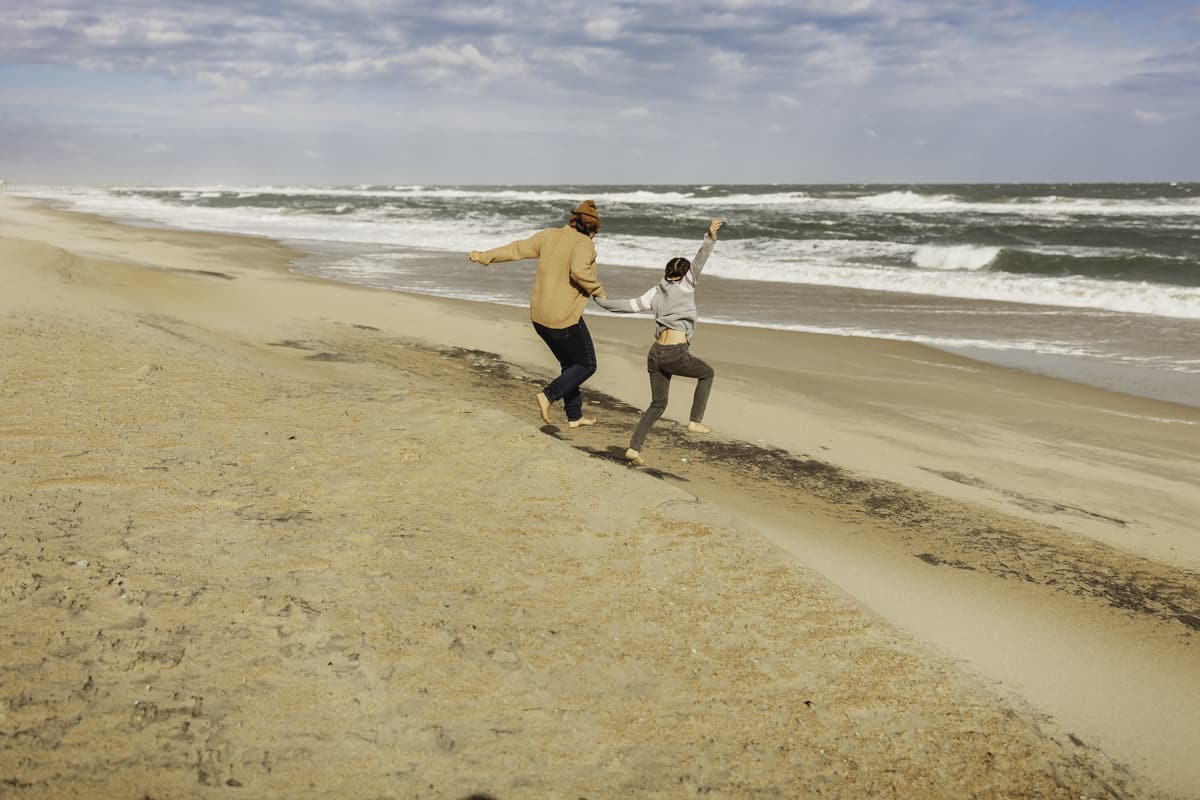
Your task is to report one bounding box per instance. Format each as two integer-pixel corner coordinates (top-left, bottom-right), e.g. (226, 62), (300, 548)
(2, 0), (1199, 185)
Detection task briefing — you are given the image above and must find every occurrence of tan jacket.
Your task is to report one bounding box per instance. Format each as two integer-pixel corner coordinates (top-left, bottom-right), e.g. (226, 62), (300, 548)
(476, 225), (606, 329)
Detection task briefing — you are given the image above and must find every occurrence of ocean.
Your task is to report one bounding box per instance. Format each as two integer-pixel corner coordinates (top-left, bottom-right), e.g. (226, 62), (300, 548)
(14, 183), (1200, 408)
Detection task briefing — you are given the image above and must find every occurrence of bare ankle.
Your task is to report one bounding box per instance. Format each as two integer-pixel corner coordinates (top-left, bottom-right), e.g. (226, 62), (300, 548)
(534, 391), (551, 424)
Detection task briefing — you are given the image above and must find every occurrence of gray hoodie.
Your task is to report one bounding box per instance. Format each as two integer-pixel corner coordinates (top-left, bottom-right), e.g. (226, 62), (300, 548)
(593, 234), (716, 340)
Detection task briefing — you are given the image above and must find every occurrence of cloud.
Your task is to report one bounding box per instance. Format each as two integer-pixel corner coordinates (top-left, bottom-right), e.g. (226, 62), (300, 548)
(5, 1), (1193, 105)
(2, 0), (1198, 183)
(620, 106), (654, 119)
(585, 18), (622, 41)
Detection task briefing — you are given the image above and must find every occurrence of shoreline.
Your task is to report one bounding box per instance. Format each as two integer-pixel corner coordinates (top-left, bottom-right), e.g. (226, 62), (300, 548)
(17, 187), (1200, 410)
(3, 194), (1199, 797)
(293, 236), (1200, 411)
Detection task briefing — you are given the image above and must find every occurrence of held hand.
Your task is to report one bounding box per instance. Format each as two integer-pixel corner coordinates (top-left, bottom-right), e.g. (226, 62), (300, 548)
(708, 218), (723, 239)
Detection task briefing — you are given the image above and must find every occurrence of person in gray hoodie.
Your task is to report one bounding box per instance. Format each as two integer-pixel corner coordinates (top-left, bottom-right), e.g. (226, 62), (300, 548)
(593, 218), (723, 466)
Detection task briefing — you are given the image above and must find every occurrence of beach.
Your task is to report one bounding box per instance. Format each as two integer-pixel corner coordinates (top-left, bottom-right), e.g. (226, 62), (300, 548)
(2, 194), (1199, 798)
(19, 183), (1200, 410)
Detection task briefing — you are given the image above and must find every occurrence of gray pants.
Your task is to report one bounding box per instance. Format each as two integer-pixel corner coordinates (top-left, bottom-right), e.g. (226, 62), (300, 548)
(630, 342), (714, 452)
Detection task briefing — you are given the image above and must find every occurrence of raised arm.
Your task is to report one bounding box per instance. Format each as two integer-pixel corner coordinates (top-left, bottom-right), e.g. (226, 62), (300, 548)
(686, 218), (723, 285)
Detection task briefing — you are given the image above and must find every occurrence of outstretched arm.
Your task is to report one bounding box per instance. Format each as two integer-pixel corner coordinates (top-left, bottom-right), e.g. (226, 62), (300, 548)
(594, 286), (659, 314)
(687, 218), (723, 284)
(467, 230), (546, 266)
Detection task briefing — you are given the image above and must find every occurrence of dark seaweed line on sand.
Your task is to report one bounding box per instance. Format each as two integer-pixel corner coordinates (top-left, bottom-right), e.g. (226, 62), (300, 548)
(347, 335), (1200, 633)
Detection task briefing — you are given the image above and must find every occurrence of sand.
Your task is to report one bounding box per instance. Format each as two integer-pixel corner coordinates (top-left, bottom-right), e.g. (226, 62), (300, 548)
(1, 194), (1198, 799)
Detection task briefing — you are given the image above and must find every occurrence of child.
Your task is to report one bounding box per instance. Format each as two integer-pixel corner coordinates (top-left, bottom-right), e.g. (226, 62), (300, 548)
(593, 218), (723, 466)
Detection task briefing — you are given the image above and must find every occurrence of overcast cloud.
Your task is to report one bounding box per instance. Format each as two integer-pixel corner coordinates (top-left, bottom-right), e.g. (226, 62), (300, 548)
(2, 0), (1198, 184)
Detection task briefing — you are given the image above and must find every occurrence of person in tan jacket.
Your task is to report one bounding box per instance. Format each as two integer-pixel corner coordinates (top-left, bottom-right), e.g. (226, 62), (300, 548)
(467, 200), (608, 427)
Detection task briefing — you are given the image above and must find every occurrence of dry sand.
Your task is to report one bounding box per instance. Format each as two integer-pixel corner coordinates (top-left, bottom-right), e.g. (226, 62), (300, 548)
(2, 195), (1198, 799)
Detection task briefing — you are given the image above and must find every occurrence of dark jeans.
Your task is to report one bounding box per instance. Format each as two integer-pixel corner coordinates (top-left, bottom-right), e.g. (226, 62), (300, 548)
(533, 318), (597, 422)
(630, 342), (714, 451)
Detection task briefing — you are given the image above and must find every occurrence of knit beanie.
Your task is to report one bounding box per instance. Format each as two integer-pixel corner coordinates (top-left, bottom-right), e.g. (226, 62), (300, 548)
(571, 199), (601, 231)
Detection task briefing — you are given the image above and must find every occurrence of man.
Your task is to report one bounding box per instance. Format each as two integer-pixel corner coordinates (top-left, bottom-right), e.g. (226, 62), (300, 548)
(468, 200), (608, 428)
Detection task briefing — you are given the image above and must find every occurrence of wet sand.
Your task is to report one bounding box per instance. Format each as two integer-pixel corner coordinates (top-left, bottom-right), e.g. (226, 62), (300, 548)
(2, 195), (1198, 798)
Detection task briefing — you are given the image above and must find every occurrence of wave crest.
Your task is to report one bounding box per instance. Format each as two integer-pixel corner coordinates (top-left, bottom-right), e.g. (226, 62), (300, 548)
(912, 245), (1000, 271)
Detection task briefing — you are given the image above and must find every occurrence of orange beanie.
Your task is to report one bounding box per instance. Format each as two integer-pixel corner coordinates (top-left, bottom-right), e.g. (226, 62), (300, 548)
(571, 199), (601, 230)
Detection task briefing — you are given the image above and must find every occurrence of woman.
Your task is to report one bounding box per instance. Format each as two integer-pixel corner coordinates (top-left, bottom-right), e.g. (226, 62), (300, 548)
(593, 218), (722, 465)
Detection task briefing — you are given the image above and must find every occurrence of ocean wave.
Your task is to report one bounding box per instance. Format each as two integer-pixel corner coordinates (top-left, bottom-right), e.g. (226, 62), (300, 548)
(87, 183), (1200, 217)
(990, 248), (1200, 286)
(25, 184), (1200, 232)
(714, 254), (1200, 320)
(820, 191), (1200, 218)
(16, 185), (1200, 320)
(857, 190), (958, 211)
(911, 244), (1000, 271)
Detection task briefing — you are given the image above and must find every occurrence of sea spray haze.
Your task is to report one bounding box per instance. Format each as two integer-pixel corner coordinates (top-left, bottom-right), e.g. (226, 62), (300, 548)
(17, 183), (1200, 407)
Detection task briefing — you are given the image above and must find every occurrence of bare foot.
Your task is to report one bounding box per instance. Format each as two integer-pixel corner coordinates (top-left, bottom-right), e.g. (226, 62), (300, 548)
(687, 421), (712, 434)
(568, 416), (596, 429)
(535, 392), (551, 423)
(625, 448), (645, 466)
